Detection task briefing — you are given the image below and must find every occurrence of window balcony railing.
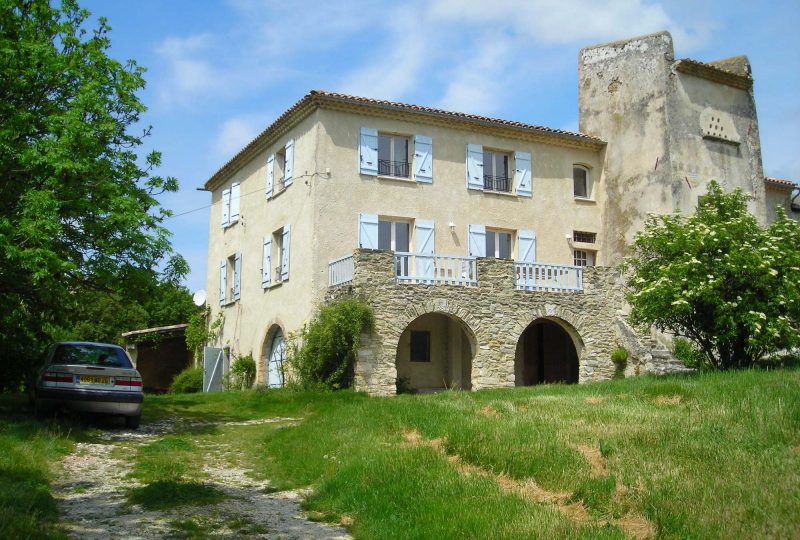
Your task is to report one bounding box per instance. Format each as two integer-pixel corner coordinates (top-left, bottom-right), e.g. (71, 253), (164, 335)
(483, 174), (511, 192)
(514, 262), (583, 292)
(395, 252), (477, 286)
(378, 159), (410, 178)
(328, 254), (354, 286)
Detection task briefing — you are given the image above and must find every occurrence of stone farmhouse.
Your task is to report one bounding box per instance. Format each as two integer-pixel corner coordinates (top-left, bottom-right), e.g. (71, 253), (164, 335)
(201, 31), (798, 395)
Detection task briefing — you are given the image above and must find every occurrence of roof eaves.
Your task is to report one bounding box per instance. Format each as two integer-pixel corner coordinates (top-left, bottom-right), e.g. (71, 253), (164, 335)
(674, 58), (753, 90)
(121, 323), (190, 338)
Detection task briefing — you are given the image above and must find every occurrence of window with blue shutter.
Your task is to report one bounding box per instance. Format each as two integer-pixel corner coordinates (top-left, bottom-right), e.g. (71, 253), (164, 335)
(359, 213), (379, 249)
(468, 224), (486, 257)
(359, 128), (378, 176)
(266, 154), (274, 199)
(230, 182), (241, 222)
(281, 225), (291, 282)
(517, 230), (536, 263)
(219, 260), (227, 305)
(466, 144), (484, 190)
(413, 135), (433, 183)
(262, 236), (272, 288)
(233, 252), (242, 300)
(221, 188), (231, 226)
(283, 139), (294, 187)
(514, 151), (532, 197)
(415, 219), (435, 280)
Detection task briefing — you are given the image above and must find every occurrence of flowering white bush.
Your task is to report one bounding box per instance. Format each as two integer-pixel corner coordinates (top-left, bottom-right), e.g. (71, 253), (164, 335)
(626, 181), (800, 369)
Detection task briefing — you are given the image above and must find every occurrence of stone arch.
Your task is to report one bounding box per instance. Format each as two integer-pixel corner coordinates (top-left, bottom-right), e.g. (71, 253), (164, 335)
(259, 320), (286, 388)
(393, 303), (478, 394)
(514, 310), (585, 386)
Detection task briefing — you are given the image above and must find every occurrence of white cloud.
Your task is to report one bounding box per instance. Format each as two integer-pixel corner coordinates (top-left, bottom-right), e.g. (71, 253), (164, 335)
(214, 116), (267, 159)
(154, 34), (225, 107)
(428, 0), (712, 51)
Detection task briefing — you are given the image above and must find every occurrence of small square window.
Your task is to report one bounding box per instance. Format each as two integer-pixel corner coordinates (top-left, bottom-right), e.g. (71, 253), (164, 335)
(573, 166), (589, 198)
(573, 249), (595, 267)
(410, 331), (430, 362)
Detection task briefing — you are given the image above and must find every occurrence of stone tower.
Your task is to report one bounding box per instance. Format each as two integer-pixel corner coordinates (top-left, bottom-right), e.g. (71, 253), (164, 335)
(578, 31), (766, 263)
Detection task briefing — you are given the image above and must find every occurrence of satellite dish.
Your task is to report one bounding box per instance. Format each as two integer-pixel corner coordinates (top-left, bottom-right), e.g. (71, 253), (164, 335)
(192, 289), (207, 307)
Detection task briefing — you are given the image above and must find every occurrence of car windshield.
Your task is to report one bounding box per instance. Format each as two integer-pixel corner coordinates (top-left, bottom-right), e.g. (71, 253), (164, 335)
(53, 344), (133, 368)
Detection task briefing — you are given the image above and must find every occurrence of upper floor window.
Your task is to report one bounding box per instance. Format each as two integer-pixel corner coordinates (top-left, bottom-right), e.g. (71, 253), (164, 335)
(266, 139), (294, 199)
(572, 230), (596, 243)
(220, 182), (241, 228)
(483, 150), (511, 192)
(467, 144), (532, 197)
(378, 134), (410, 178)
(573, 165), (591, 199)
(574, 249), (595, 267)
(219, 252), (241, 305)
(261, 225), (291, 288)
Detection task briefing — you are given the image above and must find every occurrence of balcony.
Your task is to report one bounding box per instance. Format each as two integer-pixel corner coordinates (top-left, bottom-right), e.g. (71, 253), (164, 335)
(378, 159), (409, 178)
(328, 251), (583, 293)
(483, 174), (511, 193)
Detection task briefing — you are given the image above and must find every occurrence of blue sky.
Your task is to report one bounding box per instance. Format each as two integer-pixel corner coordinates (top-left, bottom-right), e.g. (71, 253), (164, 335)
(81, 0), (800, 293)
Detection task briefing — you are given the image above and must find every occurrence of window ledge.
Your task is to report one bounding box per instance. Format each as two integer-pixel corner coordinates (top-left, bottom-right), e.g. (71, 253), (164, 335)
(377, 174), (415, 183)
(222, 219), (240, 230)
(264, 281), (283, 290)
(574, 197), (596, 204)
(483, 190), (516, 198)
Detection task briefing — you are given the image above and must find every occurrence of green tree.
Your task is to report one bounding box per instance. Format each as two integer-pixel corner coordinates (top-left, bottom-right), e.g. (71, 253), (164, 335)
(626, 180), (800, 370)
(0, 0), (180, 388)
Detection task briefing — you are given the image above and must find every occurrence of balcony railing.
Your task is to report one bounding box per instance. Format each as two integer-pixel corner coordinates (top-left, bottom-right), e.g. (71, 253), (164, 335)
(515, 262), (583, 292)
(395, 252), (477, 286)
(378, 159), (410, 178)
(329, 254), (354, 286)
(484, 174), (511, 192)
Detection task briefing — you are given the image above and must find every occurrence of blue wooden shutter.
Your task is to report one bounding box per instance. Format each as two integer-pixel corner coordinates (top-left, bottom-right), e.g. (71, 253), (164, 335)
(283, 139), (294, 187)
(415, 219), (435, 280)
(514, 151), (532, 197)
(221, 188), (231, 226)
(233, 252), (242, 300)
(219, 260), (227, 305)
(359, 213), (379, 249)
(413, 135), (433, 183)
(517, 230), (536, 263)
(262, 237), (271, 288)
(468, 224), (486, 257)
(230, 182), (241, 221)
(281, 225), (291, 282)
(266, 154), (274, 199)
(466, 144), (484, 190)
(359, 128), (378, 176)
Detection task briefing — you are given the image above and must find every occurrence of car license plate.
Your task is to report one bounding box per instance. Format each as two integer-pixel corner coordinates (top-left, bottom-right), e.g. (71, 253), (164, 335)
(80, 376), (109, 385)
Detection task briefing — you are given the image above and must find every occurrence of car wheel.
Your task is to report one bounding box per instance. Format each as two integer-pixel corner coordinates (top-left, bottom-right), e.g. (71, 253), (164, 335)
(125, 414), (141, 430)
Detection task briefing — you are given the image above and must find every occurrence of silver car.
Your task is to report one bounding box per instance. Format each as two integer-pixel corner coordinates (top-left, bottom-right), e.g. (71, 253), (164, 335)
(35, 341), (143, 429)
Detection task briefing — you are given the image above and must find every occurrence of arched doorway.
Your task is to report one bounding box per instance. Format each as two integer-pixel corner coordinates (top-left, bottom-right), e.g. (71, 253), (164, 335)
(263, 326), (285, 388)
(515, 318), (580, 385)
(395, 313), (475, 393)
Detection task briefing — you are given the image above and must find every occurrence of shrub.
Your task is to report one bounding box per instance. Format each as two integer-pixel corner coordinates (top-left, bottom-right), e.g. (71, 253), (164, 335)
(287, 297), (374, 390)
(170, 366), (203, 394)
(611, 347), (629, 368)
(224, 354), (256, 390)
(673, 337), (705, 369)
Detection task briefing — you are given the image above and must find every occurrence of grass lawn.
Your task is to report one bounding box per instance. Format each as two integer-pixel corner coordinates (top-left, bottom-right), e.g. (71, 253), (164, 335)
(1, 369), (798, 539)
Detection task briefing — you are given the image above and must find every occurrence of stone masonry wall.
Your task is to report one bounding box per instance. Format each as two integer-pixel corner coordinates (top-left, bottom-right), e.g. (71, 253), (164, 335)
(333, 249), (648, 396)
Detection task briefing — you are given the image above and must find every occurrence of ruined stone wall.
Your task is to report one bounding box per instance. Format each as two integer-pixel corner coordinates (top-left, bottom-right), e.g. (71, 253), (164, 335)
(335, 249), (645, 396)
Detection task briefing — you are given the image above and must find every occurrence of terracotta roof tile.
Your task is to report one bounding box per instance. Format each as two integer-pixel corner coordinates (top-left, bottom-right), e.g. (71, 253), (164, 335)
(764, 176), (797, 189)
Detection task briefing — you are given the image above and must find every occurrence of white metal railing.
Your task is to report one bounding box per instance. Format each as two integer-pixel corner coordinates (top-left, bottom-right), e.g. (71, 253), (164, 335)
(515, 262), (584, 292)
(329, 254), (355, 286)
(395, 252), (477, 286)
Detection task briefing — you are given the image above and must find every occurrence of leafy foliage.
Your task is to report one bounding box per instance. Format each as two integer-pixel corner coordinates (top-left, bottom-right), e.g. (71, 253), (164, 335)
(169, 366), (203, 394)
(185, 309), (223, 358)
(225, 354), (256, 390)
(287, 298), (374, 390)
(0, 0), (182, 389)
(672, 337), (705, 369)
(626, 181), (800, 369)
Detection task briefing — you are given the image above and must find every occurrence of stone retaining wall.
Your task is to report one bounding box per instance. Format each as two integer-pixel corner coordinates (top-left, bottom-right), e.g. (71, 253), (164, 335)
(331, 249), (651, 395)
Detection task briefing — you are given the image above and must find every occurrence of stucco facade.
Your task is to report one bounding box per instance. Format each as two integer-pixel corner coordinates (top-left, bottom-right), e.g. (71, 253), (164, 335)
(202, 31), (795, 394)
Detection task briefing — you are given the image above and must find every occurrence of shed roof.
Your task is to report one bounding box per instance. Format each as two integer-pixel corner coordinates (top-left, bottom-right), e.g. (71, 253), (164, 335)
(122, 323), (189, 338)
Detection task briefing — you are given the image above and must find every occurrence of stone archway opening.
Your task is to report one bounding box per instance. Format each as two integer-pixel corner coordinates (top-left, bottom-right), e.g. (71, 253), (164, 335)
(395, 313), (475, 394)
(262, 325), (285, 388)
(515, 318), (580, 385)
